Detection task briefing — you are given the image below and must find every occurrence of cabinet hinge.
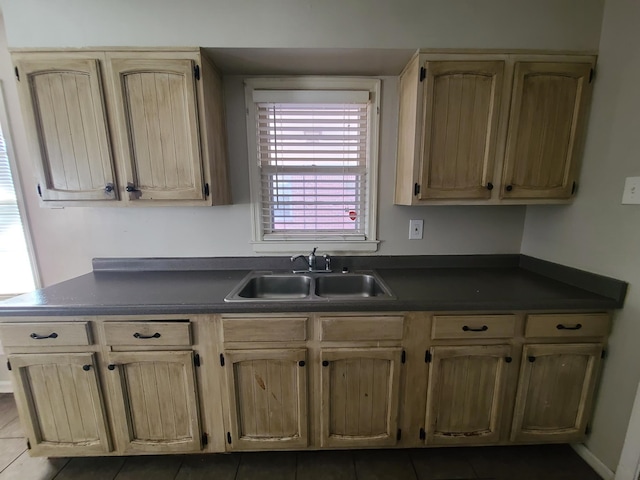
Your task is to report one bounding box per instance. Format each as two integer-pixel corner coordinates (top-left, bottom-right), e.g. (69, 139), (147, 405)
(601, 349), (607, 359)
(6, 360), (11, 371)
(419, 66), (426, 82)
(425, 350), (432, 363)
(204, 183), (210, 197)
(219, 353), (225, 367)
(194, 64), (200, 80)
(14, 66), (19, 81)
(571, 181), (577, 195)
(419, 427), (426, 440)
(26, 440), (31, 450)
(396, 429), (402, 441)
(589, 68), (595, 83)
(226, 432), (232, 444)
(37, 184), (42, 197)
(401, 350), (406, 364)
(202, 432), (208, 446)
(194, 353), (201, 367)
(414, 183), (420, 196)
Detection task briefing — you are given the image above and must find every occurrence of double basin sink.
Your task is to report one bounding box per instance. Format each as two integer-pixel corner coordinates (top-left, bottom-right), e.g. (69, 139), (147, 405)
(224, 271), (396, 302)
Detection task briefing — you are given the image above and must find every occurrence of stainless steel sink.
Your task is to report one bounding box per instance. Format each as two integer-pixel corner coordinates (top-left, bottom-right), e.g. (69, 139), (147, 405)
(224, 271), (395, 302)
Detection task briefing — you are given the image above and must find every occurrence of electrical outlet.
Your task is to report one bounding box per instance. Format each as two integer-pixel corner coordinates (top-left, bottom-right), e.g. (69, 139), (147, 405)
(622, 177), (640, 204)
(409, 219), (423, 240)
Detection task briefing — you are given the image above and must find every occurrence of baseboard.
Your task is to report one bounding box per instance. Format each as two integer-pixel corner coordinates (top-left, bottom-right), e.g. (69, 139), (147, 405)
(572, 443), (615, 480)
(0, 380), (12, 393)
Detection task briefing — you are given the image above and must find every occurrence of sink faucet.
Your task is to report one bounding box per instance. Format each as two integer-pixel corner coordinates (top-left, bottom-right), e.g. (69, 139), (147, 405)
(291, 248), (331, 272)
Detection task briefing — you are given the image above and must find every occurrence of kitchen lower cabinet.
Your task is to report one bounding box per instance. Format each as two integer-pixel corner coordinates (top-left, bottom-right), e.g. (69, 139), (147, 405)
(7, 353), (111, 456)
(106, 350), (202, 453)
(223, 349), (308, 450)
(320, 348), (402, 448)
(425, 345), (512, 445)
(511, 343), (603, 443)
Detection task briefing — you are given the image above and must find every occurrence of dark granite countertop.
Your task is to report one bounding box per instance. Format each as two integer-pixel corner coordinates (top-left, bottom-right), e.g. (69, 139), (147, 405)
(0, 255), (627, 317)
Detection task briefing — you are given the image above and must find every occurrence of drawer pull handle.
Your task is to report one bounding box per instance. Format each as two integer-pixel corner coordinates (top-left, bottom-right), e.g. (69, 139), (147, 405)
(462, 325), (488, 332)
(557, 323), (582, 330)
(133, 332), (161, 339)
(30, 332), (58, 340)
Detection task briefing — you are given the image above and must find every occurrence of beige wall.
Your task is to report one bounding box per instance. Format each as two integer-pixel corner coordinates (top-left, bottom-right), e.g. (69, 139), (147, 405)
(521, 0), (640, 471)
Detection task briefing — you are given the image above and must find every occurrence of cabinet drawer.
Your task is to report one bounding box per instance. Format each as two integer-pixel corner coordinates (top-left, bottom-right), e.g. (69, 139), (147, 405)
(0, 322), (91, 347)
(525, 313), (611, 338)
(103, 321), (191, 346)
(222, 317), (307, 343)
(320, 316), (404, 342)
(431, 315), (516, 340)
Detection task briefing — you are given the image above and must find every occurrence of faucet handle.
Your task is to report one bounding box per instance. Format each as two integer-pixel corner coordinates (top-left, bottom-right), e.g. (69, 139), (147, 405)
(323, 254), (332, 272)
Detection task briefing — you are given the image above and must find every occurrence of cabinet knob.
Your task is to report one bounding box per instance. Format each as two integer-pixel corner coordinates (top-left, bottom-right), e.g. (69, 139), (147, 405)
(528, 356), (536, 362)
(506, 185), (513, 192)
(505, 357), (513, 363)
(322, 360), (329, 367)
(107, 364), (116, 370)
(105, 183), (114, 193)
(125, 184), (139, 193)
(486, 182), (494, 191)
(82, 364), (91, 371)
(298, 360), (305, 367)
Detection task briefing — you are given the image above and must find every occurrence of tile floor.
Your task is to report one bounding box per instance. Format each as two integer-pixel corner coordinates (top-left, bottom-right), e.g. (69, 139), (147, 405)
(0, 393), (603, 480)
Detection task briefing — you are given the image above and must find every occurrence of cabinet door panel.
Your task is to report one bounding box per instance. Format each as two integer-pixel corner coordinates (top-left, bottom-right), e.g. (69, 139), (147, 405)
(108, 57), (204, 201)
(425, 345), (511, 445)
(15, 57), (117, 201)
(9, 353), (110, 456)
(420, 61), (504, 199)
(321, 348), (402, 448)
(224, 349), (308, 450)
(502, 62), (593, 199)
(108, 351), (201, 453)
(511, 343), (602, 442)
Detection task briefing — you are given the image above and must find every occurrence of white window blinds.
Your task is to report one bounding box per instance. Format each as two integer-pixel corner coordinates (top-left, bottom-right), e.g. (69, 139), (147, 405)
(254, 90), (370, 240)
(0, 123), (35, 295)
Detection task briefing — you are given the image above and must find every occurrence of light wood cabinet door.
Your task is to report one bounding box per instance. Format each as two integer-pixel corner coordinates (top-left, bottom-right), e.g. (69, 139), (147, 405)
(419, 61), (504, 200)
(107, 351), (202, 453)
(107, 57), (205, 201)
(14, 57), (117, 202)
(224, 349), (308, 450)
(320, 348), (402, 448)
(511, 343), (602, 443)
(425, 345), (511, 445)
(8, 353), (111, 456)
(502, 62), (594, 199)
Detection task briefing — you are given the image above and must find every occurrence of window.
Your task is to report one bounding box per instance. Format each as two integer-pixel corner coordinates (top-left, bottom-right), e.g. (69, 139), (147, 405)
(245, 78), (380, 253)
(0, 88), (36, 298)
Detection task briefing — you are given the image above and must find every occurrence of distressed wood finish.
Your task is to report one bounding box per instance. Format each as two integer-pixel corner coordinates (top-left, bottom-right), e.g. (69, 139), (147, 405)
(425, 345), (511, 445)
(525, 313), (611, 338)
(8, 353), (111, 456)
(320, 348), (402, 448)
(13, 56), (117, 202)
(106, 57), (204, 201)
(222, 317), (308, 343)
(320, 316), (404, 342)
(107, 350), (201, 453)
(511, 343), (603, 443)
(502, 62), (594, 199)
(0, 322), (91, 347)
(224, 349), (308, 450)
(431, 315), (516, 339)
(419, 61), (504, 199)
(103, 321), (191, 346)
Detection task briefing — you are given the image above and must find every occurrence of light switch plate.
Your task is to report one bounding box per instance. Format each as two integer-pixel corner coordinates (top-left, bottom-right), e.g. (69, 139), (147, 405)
(409, 219), (424, 240)
(622, 177), (640, 204)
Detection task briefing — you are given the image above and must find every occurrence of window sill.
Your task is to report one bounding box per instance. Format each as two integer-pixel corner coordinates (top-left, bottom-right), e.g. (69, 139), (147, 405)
(251, 240), (379, 254)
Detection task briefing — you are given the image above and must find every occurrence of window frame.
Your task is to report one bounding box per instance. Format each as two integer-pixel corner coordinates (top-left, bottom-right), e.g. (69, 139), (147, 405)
(244, 77), (381, 253)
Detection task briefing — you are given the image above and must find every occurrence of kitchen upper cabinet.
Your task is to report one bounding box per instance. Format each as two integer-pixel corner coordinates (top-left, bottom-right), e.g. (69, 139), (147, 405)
(501, 62), (594, 199)
(395, 52), (596, 205)
(7, 352), (111, 456)
(13, 55), (117, 202)
(320, 348), (402, 448)
(106, 350), (202, 453)
(425, 345), (511, 445)
(511, 343), (602, 443)
(105, 56), (205, 201)
(13, 49), (231, 207)
(223, 349), (308, 450)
